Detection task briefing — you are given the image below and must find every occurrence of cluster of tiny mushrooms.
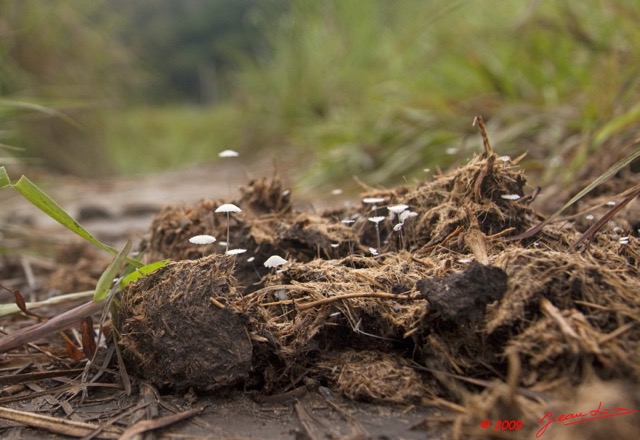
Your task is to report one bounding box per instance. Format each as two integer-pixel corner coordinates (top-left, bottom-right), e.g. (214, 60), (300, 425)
(188, 149), (289, 271)
(188, 151), (422, 270)
(188, 149), (550, 271)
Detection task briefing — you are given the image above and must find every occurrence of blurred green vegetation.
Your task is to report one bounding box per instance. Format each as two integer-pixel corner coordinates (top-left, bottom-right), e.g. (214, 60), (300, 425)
(231, 0), (640, 189)
(108, 0), (284, 104)
(0, 0), (139, 176)
(2, 0), (639, 191)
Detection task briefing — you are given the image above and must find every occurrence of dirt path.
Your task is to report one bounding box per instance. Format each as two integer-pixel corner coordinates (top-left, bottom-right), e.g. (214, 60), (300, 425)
(3, 164), (247, 241)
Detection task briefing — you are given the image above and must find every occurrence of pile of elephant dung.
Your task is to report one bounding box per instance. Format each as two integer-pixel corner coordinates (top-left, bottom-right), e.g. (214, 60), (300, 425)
(117, 254), (252, 391)
(118, 149), (640, 438)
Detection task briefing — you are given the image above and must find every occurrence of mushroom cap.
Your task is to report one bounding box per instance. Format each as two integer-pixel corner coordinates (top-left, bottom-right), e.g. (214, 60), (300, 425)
(215, 203), (242, 213)
(218, 149), (239, 158)
(225, 249), (247, 255)
(399, 210), (417, 223)
(189, 235), (216, 245)
(362, 197), (385, 204)
(368, 216), (386, 224)
(264, 255), (288, 268)
(388, 204), (408, 214)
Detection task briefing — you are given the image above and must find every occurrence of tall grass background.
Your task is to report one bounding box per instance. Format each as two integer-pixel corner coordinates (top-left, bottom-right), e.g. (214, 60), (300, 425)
(2, 0), (639, 192)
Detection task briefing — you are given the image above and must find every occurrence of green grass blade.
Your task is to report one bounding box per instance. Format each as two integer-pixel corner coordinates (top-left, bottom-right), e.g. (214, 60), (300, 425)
(509, 143), (640, 240)
(0, 166), (10, 189)
(0, 98), (82, 130)
(549, 145), (640, 222)
(119, 258), (170, 288)
(94, 240), (132, 301)
(12, 175), (142, 267)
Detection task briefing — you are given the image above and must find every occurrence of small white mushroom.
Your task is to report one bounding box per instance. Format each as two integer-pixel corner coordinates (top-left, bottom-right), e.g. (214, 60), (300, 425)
(189, 235), (216, 245)
(368, 216), (385, 250)
(226, 249), (247, 256)
(501, 194), (521, 201)
(264, 255), (288, 269)
(218, 149), (239, 158)
(388, 204), (408, 222)
(388, 204), (408, 214)
(362, 197), (385, 204)
(399, 210), (417, 224)
(215, 204), (242, 252)
(215, 203), (242, 213)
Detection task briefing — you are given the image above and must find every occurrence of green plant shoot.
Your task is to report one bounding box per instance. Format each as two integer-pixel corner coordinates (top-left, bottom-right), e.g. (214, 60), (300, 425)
(94, 240), (132, 301)
(119, 259), (171, 289)
(0, 167), (142, 268)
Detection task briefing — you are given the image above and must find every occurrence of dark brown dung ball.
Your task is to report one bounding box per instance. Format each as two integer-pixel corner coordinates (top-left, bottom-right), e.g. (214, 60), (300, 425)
(118, 254), (252, 391)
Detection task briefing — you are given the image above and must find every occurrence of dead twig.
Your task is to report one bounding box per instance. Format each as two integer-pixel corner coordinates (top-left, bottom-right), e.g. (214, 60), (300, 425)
(473, 115), (493, 156)
(571, 184), (640, 250)
(118, 406), (204, 440)
(0, 300), (105, 354)
(507, 144), (640, 241)
(297, 291), (415, 311)
(0, 405), (122, 439)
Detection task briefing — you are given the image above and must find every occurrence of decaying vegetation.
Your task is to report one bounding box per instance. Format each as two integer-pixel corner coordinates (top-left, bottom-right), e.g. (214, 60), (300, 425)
(114, 129), (639, 438)
(1, 120), (639, 438)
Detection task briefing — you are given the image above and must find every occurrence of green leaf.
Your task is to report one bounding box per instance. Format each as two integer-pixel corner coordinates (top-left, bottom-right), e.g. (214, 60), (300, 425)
(119, 259), (171, 289)
(0, 166), (10, 189)
(12, 175), (142, 268)
(94, 240), (132, 301)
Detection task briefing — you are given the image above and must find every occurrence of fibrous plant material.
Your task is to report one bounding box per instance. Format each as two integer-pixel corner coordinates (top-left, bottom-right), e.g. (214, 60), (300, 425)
(317, 350), (428, 403)
(118, 254), (252, 391)
(130, 144), (640, 425)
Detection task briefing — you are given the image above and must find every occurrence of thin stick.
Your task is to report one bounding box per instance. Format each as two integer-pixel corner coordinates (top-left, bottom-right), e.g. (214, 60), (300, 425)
(473, 115), (493, 156)
(507, 145), (640, 241)
(209, 297), (226, 309)
(0, 300), (104, 354)
(0, 405), (121, 438)
(571, 185), (640, 250)
(118, 406), (203, 440)
(297, 291), (415, 311)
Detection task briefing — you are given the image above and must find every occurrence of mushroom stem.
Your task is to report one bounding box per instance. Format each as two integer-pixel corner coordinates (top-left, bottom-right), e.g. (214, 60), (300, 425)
(226, 212), (230, 252)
